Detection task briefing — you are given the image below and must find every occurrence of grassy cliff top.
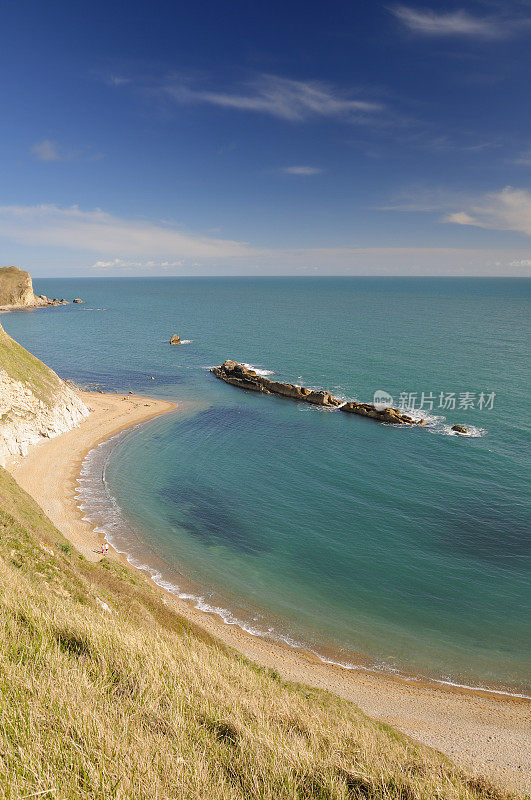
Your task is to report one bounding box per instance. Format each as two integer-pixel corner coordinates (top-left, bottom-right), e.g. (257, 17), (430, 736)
(0, 465), (512, 800)
(0, 323), (62, 404)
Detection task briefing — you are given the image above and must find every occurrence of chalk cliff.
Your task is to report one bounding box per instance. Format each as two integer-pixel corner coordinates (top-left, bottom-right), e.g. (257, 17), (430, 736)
(0, 322), (89, 466)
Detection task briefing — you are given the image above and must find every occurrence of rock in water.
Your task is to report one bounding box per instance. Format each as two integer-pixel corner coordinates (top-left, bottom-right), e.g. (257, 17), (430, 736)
(170, 334), (181, 345)
(210, 361), (425, 425)
(73, 298), (83, 303)
(451, 424), (468, 434)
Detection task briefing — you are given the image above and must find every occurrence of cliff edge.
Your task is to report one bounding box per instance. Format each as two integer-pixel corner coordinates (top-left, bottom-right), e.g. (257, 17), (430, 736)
(0, 322), (89, 465)
(0, 266), (55, 309)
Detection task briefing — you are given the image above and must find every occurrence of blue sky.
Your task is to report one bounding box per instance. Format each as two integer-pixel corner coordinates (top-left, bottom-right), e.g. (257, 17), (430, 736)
(1, 0), (531, 276)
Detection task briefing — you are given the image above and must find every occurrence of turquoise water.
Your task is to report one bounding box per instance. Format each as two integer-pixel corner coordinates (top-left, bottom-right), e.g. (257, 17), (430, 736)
(4, 277), (530, 694)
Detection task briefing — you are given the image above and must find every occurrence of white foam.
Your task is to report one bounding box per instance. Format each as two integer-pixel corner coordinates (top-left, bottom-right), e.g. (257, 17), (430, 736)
(440, 424), (486, 438)
(179, 339), (193, 344)
(389, 408), (487, 437)
(241, 362), (274, 377)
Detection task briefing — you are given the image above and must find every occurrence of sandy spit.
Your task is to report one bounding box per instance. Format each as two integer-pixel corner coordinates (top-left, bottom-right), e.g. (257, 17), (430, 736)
(7, 390), (531, 796)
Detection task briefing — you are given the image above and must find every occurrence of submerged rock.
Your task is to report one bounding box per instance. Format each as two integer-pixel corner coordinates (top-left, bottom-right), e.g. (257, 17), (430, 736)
(170, 334), (181, 345)
(211, 361), (425, 424)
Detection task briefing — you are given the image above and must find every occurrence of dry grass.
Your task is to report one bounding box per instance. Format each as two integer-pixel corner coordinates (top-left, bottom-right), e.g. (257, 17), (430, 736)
(0, 466), (515, 800)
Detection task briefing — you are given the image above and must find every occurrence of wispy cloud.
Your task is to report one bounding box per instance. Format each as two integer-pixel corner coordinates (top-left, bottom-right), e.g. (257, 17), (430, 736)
(31, 140), (67, 162)
(0, 204), (252, 259)
(379, 186), (469, 213)
(30, 140), (104, 163)
(282, 166), (323, 176)
(2, 203), (529, 276)
(105, 74), (131, 87)
(445, 187), (531, 235)
(513, 149), (531, 166)
(382, 185), (531, 237)
(92, 258), (183, 270)
(391, 6), (527, 38)
(159, 74), (383, 122)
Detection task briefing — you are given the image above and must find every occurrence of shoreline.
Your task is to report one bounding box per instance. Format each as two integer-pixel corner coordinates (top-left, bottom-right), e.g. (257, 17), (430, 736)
(6, 390), (531, 795)
(79, 435), (529, 702)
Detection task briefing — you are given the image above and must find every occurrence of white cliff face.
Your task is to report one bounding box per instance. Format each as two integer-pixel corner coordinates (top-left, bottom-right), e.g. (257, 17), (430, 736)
(0, 270), (91, 465)
(0, 369), (89, 466)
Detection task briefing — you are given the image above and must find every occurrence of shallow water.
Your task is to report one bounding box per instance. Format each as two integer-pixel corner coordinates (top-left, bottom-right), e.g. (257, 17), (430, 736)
(4, 277), (530, 693)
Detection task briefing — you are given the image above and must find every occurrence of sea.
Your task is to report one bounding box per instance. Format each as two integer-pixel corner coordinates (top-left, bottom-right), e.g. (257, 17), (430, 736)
(3, 277), (530, 696)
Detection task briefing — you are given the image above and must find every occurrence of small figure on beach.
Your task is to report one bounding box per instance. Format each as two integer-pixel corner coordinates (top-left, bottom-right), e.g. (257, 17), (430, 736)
(105, 543), (109, 554)
(101, 543), (105, 555)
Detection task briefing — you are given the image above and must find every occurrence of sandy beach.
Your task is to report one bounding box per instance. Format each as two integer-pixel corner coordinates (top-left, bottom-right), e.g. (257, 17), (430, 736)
(7, 390), (531, 796)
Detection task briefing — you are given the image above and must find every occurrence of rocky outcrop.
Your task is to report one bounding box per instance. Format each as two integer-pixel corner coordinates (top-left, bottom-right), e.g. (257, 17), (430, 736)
(211, 361), (341, 407)
(0, 323), (89, 466)
(170, 334), (181, 345)
(0, 267), (84, 311)
(451, 425), (468, 434)
(342, 401), (424, 425)
(0, 266), (52, 309)
(211, 361), (424, 423)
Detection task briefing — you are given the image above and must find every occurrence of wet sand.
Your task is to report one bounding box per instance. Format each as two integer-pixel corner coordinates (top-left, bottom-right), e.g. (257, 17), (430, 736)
(7, 390), (531, 796)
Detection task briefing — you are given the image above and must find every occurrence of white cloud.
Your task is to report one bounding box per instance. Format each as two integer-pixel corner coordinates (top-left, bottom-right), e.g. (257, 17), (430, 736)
(0, 204), (252, 259)
(161, 74), (383, 122)
(31, 140), (65, 162)
(508, 258), (531, 267)
(92, 258), (183, 270)
(282, 166), (323, 176)
(392, 6), (520, 38)
(1, 203), (529, 276)
(445, 187), (531, 235)
(384, 185), (531, 238)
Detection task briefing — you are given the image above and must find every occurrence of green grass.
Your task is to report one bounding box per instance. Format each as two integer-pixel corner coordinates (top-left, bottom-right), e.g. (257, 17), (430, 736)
(0, 466), (516, 799)
(0, 323), (61, 404)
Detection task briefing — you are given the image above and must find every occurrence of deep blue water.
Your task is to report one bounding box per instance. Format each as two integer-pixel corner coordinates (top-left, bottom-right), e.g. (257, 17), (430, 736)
(4, 277), (530, 694)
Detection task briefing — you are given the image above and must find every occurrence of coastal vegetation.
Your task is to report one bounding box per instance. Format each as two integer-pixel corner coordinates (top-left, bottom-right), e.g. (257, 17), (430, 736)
(0, 321), (61, 405)
(0, 465), (512, 799)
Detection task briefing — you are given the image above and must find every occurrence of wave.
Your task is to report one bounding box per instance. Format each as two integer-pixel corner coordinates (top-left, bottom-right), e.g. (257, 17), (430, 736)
(241, 362), (274, 377)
